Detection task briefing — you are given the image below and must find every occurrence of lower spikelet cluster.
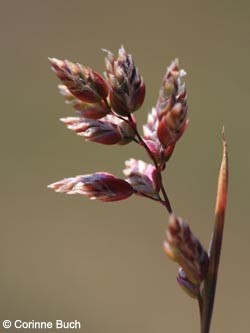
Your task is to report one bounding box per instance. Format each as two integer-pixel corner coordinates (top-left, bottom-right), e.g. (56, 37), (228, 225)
(164, 214), (209, 296)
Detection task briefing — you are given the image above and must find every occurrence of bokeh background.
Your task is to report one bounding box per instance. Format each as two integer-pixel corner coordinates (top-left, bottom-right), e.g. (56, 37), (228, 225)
(1, 1), (249, 332)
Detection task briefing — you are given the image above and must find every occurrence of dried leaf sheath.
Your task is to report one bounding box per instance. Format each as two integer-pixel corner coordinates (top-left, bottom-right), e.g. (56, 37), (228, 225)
(201, 132), (229, 333)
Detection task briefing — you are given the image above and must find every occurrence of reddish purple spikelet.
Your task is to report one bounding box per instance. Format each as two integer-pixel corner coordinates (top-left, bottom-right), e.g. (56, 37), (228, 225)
(164, 214), (209, 285)
(58, 84), (110, 119)
(177, 267), (200, 299)
(123, 159), (160, 198)
(49, 58), (108, 103)
(142, 107), (162, 162)
(142, 59), (188, 166)
(48, 172), (134, 202)
(104, 46), (145, 116)
(60, 115), (136, 145)
(156, 59), (188, 147)
(143, 107), (177, 165)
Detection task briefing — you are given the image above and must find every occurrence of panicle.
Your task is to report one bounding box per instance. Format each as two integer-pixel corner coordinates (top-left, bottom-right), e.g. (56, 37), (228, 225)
(123, 159), (160, 199)
(104, 46), (145, 116)
(48, 49), (229, 329)
(48, 172), (134, 202)
(60, 115), (136, 145)
(164, 214), (209, 285)
(49, 58), (109, 103)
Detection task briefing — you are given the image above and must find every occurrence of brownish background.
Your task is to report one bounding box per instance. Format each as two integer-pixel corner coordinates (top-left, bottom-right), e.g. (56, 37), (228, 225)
(1, 1), (249, 332)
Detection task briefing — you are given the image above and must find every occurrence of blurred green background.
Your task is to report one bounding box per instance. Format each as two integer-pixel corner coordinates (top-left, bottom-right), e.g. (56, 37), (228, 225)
(1, 1), (249, 332)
